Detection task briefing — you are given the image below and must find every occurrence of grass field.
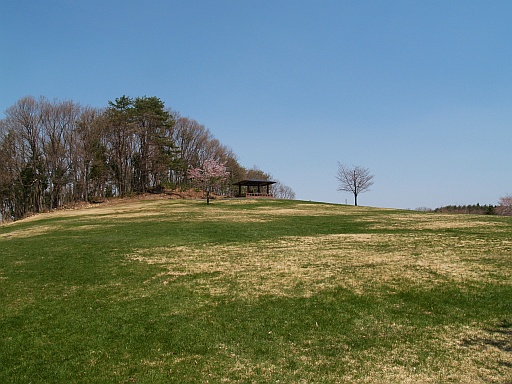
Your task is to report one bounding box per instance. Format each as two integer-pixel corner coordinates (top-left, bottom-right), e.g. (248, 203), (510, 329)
(1, 197), (511, 383)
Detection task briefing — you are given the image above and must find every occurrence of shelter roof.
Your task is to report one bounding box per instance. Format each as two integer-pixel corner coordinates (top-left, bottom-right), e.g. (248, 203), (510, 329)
(233, 179), (276, 186)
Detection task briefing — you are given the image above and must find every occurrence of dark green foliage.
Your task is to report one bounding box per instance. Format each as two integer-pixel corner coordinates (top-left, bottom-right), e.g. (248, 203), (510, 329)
(434, 203), (496, 215)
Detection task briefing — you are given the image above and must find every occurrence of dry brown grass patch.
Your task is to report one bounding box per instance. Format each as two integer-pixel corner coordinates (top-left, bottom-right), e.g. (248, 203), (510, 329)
(366, 212), (508, 231)
(0, 225), (57, 239)
(129, 228), (510, 300)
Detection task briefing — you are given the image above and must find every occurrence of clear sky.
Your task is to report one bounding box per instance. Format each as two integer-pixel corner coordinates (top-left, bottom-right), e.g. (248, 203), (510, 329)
(2, 0), (511, 209)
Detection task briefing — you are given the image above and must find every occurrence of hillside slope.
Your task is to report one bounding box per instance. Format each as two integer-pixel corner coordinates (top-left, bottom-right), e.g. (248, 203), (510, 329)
(1, 198), (511, 383)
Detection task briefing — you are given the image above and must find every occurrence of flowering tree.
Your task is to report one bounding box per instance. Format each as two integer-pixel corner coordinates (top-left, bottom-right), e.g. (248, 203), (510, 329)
(187, 158), (230, 204)
(497, 195), (512, 216)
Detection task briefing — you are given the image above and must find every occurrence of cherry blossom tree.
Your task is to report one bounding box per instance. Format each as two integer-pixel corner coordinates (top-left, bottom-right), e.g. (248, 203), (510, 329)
(187, 158), (230, 204)
(497, 194), (512, 216)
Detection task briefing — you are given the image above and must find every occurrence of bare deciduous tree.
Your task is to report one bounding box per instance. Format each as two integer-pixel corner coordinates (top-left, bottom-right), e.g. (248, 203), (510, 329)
(40, 98), (80, 208)
(336, 163), (374, 206)
(273, 180), (296, 199)
(75, 106), (107, 202)
(170, 116), (243, 186)
(0, 125), (20, 221)
(4, 96), (46, 214)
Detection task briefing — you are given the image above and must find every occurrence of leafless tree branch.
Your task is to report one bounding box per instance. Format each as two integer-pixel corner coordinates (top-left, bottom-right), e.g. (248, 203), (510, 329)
(336, 163), (374, 206)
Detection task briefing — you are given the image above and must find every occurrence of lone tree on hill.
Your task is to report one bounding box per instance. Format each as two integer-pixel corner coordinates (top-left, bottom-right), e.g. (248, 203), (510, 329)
(336, 163), (374, 206)
(187, 158), (230, 204)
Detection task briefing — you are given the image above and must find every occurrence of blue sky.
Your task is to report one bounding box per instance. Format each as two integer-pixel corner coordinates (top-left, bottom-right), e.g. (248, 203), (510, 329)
(2, 0), (511, 209)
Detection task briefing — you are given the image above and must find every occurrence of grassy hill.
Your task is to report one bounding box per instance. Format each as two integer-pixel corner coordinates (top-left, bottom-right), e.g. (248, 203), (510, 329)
(1, 198), (511, 383)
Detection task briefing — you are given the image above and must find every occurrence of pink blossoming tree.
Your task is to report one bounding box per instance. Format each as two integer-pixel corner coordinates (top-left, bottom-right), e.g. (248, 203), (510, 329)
(187, 159), (230, 204)
(497, 195), (512, 216)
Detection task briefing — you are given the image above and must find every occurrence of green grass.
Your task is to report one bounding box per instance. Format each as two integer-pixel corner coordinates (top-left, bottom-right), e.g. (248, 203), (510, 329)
(1, 198), (511, 383)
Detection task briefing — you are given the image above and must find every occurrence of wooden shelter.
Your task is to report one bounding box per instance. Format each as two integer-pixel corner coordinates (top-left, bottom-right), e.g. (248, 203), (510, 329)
(233, 179), (276, 198)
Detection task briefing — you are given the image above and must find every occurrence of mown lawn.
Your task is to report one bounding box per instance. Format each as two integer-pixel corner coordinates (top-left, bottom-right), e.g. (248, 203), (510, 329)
(1, 198), (511, 383)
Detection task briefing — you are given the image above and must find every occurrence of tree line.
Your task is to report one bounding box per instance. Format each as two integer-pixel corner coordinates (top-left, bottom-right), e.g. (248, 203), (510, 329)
(432, 204), (496, 215)
(0, 95), (294, 222)
(417, 198), (512, 216)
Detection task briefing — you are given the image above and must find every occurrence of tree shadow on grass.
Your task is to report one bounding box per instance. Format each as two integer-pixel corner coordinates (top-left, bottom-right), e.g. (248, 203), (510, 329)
(462, 319), (512, 369)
